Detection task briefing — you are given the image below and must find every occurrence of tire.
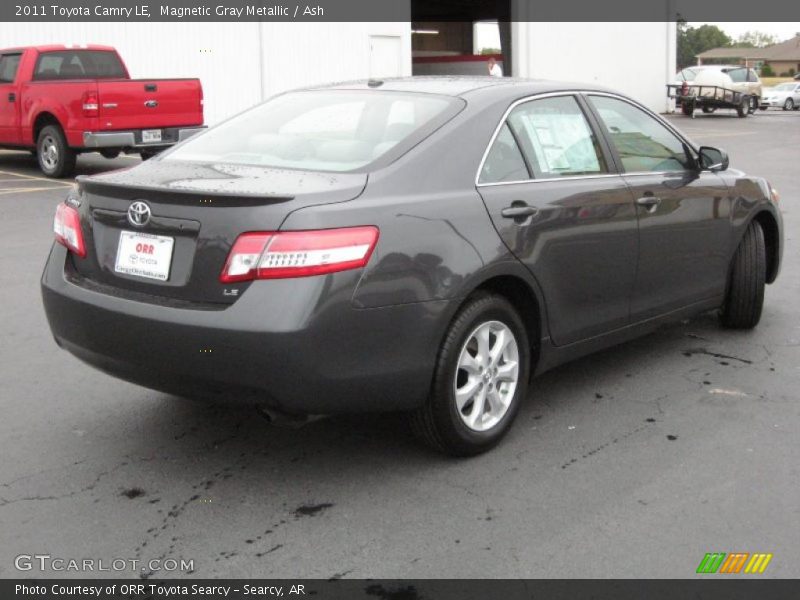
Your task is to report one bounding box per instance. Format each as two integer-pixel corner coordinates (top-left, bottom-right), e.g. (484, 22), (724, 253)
(736, 96), (749, 118)
(784, 98), (795, 111)
(37, 125), (76, 178)
(99, 149), (120, 160)
(702, 106), (716, 114)
(409, 293), (531, 456)
(759, 106), (768, 111)
(719, 221), (766, 330)
(140, 149), (161, 161)
(681, 101), (694, 116)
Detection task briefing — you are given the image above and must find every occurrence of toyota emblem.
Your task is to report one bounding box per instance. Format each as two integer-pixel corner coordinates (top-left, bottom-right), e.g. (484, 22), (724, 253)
(127, 201), (151, 227)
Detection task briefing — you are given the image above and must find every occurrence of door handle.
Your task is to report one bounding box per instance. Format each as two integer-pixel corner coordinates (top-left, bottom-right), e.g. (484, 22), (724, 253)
(501, 204), (539, 220)
(636, 196), (661, 211)
(7, 92), (14, 102)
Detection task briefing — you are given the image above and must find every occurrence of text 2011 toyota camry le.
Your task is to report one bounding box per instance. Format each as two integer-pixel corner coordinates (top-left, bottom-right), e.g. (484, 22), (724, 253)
(42, 77), (783, 456)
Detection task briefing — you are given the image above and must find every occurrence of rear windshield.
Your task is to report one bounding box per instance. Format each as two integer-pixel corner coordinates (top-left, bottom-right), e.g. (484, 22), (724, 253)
(33, 50), (126, 80)
(165, 90), (455, 172)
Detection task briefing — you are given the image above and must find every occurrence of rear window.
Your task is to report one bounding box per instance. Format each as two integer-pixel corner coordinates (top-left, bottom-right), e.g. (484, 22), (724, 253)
(33, 50), (126, 80)
(165, 91), (455, 172)
(0, 53), (21, 83)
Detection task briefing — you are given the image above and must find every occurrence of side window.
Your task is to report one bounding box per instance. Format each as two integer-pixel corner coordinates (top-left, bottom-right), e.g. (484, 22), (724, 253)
(479, 123), (529, 184)
(506, 95), (608, 179)
(0, 54), (21, 83)
(588, 95), (694, 173)
(727, 68), (747, 83)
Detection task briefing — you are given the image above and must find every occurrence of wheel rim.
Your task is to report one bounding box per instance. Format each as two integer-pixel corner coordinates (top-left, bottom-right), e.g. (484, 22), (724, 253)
(40, 136), (59, 170)
(454, 320), (520, 432)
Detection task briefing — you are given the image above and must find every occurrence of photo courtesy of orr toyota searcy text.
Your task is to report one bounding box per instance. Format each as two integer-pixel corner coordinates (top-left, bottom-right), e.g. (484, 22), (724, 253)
(15, 584), (298, 596)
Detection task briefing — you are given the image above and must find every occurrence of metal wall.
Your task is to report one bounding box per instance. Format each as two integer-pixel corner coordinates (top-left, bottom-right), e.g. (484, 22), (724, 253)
(0, 22), (412, 125)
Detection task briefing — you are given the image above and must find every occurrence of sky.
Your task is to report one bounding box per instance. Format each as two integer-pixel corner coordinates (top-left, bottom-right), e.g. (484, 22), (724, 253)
(474, 22), (800, 53)
(691, 22), (800, 42)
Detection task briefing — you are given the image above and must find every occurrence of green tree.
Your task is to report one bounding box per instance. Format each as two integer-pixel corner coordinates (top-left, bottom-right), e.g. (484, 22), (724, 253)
(677, 23), (732, 69)
(733, 31), (778, 48)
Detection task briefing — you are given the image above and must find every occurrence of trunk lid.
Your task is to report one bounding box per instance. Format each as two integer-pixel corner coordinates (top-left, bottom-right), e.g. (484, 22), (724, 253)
(97, 79), (203, 130)
(70, 161), (367, 306)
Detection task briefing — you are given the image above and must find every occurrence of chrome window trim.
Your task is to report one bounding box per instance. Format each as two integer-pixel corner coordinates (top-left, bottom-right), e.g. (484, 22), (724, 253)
(475, 90), (701, 188)
(475, 90), (613, 187)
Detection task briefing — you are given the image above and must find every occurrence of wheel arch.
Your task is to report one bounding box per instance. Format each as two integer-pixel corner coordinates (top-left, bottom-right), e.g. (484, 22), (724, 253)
(33, 112), (63, 144)
(751, 210), (780, 284)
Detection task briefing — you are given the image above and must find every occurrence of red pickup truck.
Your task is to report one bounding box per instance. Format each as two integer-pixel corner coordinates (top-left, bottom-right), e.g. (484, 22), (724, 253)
(0, 44), (204, 177)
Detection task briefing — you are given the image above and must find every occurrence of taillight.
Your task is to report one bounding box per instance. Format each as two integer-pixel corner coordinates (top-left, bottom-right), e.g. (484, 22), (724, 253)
(53, 203), (86, 258)
(220, 226), (379, 283)
(82, 91), (99, 117)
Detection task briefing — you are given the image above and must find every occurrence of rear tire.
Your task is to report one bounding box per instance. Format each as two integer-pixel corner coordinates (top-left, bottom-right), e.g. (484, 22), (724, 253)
(681, 101), (694, 116)
(37, 125), (76, 178)
(140, 149), (161, 161)
(702, 106), (716, 114)
(736, 96), (750, 118)
(719, 221), (766, 329)
(409, 293), (530, 456)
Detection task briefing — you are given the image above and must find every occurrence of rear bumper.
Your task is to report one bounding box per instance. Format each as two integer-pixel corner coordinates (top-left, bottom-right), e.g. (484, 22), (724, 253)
(81, 126), (206, 149)
(41, 245), (446, 414)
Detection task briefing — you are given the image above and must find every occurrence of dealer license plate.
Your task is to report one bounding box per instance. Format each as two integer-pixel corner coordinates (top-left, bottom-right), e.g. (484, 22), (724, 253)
(142, 129), (162, 144)
(114, 231), (174, 281)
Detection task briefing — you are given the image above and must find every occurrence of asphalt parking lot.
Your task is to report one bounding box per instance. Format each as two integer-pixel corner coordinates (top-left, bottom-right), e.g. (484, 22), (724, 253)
(1, 110), (798, 580)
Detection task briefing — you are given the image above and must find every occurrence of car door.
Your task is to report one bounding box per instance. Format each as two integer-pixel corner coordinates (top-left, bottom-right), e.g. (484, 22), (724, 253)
(0, 52), (22, 144)
(477, 93), (639, 346)
(585, 94), (731, 322)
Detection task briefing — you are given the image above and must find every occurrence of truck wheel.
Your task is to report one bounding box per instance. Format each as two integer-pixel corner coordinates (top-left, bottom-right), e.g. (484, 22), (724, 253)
(140, 149), (161, 161)
(736, 96), (750, 118)
(37, 125), (76, 178)
(719, 221), (766, 330)
(99, 149), (120, 160)
(409, 293), (531, 456)
(784, 98), (795, 111)
(702, 106), (716, 114)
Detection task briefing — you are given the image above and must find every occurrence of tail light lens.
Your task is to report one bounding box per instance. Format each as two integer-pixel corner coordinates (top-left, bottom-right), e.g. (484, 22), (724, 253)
(220, 226), (379, 283)
(82, 91), (99, 117)
(53, 203), (86, 258)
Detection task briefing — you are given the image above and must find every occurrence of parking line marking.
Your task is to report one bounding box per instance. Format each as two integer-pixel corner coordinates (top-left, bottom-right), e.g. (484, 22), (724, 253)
(0, 170), (75, 186)
(0, 186), (70, 196)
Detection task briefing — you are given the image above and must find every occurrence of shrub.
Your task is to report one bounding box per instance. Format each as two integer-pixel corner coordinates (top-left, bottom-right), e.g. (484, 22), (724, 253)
(760, 64), (774, 76)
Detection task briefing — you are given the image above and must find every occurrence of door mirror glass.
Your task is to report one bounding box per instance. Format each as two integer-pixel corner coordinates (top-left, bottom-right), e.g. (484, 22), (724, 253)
(698, 146), (729, 171)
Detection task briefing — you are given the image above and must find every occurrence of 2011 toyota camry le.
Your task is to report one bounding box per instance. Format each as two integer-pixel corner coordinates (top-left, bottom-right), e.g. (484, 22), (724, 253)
(41, 77), (783, 456)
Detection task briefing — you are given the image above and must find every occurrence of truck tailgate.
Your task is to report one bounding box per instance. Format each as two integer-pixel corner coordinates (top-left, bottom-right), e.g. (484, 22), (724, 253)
(97, 79), (203, 130)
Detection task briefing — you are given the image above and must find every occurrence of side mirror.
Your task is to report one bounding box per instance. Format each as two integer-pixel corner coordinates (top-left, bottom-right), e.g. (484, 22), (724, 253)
(698, 146), (729, 172)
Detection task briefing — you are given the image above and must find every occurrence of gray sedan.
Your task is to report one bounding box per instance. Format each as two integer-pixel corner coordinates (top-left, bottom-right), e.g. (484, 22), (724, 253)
(41, 77), (783, 456)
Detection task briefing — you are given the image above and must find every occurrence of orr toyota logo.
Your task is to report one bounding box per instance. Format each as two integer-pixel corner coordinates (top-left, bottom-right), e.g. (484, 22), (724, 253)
(696, 552), (773, 574)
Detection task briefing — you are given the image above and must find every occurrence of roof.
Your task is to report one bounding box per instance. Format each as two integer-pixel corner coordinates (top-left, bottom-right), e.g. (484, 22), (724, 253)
(0, 44), (116, 53)
(697, 35), (800, 61)
(316, 76), (613, 98)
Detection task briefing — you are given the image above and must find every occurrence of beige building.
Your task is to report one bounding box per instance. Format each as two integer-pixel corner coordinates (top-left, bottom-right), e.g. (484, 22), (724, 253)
(697, 34), (800, 76)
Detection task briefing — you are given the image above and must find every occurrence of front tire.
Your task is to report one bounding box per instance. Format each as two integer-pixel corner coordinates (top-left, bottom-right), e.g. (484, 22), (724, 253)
(37, 125), (76, 178)
(736, 96), (750, 118)
(720, 221), (766, 329)
(410, 293), (530, 456)
(784, 98), (795, 111)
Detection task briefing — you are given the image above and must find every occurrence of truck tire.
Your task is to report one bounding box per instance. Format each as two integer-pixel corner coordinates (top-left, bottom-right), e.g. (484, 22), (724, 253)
(702, 106), (716, 114)
(736, 96), (750, 118)
(99, 149), (120, 160)
(37, 125), (76, 178)
(719, 221), (766, 330)
(140, 149), (161, 161)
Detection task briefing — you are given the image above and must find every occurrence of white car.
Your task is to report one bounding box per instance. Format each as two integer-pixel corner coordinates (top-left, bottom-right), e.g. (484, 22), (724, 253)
(760, 82), (800, 111)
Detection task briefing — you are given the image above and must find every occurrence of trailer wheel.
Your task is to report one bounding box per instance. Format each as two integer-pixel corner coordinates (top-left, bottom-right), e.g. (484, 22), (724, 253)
(681, 100), (695, 116)
(736, 96), (750, 118)
(748, 96), (759, 114)
(702, 106), (716, 114)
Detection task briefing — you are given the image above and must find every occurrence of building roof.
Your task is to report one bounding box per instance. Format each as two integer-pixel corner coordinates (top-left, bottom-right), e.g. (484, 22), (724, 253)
(697, 35), (800, 61)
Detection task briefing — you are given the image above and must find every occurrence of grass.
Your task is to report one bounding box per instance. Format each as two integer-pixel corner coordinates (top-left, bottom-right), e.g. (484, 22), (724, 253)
(761, 77), (794, 87)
